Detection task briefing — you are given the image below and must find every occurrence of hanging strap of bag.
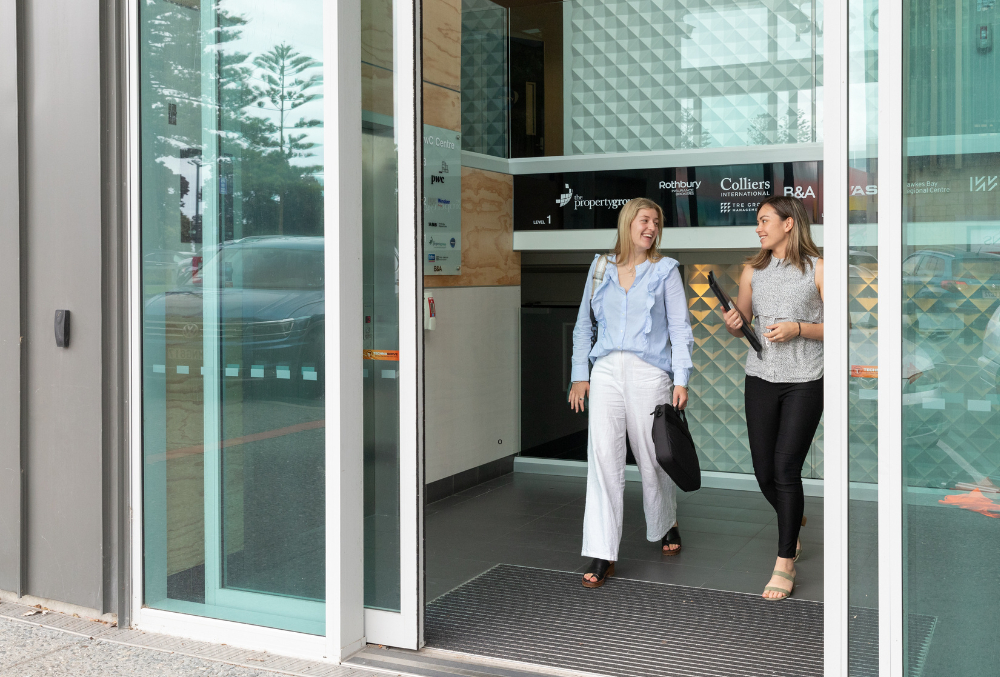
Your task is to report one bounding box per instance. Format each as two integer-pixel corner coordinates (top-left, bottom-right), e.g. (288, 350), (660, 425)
(589, 255), (608, 369)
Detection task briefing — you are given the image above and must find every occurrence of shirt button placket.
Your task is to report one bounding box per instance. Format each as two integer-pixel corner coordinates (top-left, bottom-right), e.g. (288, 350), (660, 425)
(620, 289), (626, 349)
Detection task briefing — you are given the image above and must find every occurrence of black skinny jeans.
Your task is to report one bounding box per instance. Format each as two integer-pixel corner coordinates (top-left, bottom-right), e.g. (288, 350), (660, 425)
(744, 375), (824, 559)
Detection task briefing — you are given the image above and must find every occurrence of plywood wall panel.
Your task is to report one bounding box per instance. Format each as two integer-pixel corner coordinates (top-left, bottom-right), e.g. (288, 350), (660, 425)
(426, 168), (519, 288)
(362, 0), (394, 70)
(363, 63), (394, 120)
(423, 82), (461, 132)
(423, 0), (462, 91)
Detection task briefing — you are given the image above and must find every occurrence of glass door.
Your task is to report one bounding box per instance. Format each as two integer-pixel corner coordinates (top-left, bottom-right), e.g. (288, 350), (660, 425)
(140, 0), (327, 635)
(899, 0), (1000, 673)
(360, 0), (422, 649)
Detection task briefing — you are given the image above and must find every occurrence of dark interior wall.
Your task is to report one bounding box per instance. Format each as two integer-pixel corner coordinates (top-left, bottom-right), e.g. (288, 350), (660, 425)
(19, 0), (107, 610)
(0, 0), (23, 594)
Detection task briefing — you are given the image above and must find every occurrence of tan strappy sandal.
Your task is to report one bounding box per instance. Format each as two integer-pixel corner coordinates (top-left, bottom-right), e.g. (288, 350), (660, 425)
(763, 569), (795, 601)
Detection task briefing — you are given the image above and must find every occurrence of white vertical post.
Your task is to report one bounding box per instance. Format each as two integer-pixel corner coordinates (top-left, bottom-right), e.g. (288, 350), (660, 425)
(823, 0), (849, 673)
(394, 0), (422, 649)
(200, 0), (223, 608)
(877, 0), (905, 672)
(326, 0), (367, 660)
(127, 0), (145, 627)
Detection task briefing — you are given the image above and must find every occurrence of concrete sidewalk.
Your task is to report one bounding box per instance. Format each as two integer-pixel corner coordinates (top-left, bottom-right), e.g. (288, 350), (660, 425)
(0, 601), (388, 677)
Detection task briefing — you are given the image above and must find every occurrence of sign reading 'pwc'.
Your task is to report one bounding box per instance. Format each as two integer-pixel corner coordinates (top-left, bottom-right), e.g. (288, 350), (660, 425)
(514, 161), (823, 231)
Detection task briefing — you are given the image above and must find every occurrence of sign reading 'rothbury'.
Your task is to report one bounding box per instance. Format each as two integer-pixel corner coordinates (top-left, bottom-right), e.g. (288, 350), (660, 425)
(514, 162), (823, 231)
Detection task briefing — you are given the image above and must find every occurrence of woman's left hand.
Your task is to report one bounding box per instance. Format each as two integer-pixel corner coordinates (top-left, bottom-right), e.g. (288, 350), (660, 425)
(763, 322), (799, 343)
(672, 385), (688, 410)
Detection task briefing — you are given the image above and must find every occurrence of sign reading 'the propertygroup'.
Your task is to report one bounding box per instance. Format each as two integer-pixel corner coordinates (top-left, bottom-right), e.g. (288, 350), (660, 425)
(514, 162), (823, 230)
(423, 126), (461, 275)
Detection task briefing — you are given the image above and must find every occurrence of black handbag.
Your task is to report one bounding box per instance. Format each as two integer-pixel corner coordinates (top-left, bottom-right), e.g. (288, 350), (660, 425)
(651, 404), (701, 492)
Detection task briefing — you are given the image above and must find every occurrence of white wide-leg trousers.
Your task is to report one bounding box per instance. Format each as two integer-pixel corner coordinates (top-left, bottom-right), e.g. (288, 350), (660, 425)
(581, 350), (678, 562)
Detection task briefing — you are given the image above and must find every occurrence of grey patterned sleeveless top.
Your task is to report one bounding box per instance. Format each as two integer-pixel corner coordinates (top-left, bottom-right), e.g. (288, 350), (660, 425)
(745, 255), (824, 383)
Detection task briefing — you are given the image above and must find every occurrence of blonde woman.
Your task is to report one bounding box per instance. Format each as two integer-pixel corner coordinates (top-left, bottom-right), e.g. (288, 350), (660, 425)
(722, 195), (824, 601)
(568, 198), (694, 588)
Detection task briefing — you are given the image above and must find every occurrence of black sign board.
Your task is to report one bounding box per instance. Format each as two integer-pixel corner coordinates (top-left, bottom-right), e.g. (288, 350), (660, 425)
(514, 161), (823, 230)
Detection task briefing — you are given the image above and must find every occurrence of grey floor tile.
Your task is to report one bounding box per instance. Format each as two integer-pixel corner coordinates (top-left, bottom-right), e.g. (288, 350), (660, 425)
(517, 514), (583, 535)
(613, 559), (711, 587)
(427, 560), (497, 601)
(791, 574), (825, 602)
(683, 491), (773, 510)
(737, 536), (784, 556)
(720, 547), (783, 573)
(756, 523), (824, 545)
(670, 529), (753, 553)
(544, 502), (587, 520)
(494, 527), (583, 554)
(675, 516), (768, 538)
(425, 476), (829, 599)
(484, 545), (590, 573)
(700, 568), (771, 596)
(426, 509), (540, 536)
(677, 503), (776, 524)
(618, 540), (729, 568)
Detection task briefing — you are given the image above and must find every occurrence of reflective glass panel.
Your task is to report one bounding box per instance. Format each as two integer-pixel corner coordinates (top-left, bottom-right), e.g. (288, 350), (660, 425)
(463, 0), (824, 158)
(362, 0), (401, 611)
(848, 0), (880, 670)
(140, 0), (326, 634)
(902, 0), (1000, 671)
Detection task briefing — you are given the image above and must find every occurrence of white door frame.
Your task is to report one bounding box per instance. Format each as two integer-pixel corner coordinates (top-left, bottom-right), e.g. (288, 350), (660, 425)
(877, 0), (906, 672)
(823, 0), (850, 672)
(124, 0), (370, 662)
(362, 0), (425, 650)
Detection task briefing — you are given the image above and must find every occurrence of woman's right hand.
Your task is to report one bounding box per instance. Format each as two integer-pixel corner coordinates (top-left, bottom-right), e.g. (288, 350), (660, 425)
(568, 381), (590, 413)
(722, 307), (743, 334)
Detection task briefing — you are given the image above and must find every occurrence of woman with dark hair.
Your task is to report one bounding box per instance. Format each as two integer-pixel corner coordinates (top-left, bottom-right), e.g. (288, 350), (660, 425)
(568, 198), (694, 588)
(721, 195), (824, 601)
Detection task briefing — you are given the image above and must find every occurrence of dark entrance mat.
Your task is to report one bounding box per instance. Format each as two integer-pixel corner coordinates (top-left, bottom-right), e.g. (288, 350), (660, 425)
(426, 565), (936, 677)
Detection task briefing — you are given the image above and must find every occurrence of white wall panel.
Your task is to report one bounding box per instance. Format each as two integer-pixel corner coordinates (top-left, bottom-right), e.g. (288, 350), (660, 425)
(425, 286), (520, 483)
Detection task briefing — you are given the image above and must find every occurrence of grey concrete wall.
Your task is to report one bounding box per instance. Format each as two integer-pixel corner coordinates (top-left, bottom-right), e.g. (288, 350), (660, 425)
(0, 0), (23, 595)
(20, 0), (106, 609)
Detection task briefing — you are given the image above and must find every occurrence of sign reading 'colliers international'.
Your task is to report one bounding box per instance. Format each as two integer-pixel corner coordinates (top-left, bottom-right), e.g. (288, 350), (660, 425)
(514, 162), (823, 230)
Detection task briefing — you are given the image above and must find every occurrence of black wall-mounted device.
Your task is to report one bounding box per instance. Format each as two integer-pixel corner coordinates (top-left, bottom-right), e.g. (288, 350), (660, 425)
(55, 309), (71, 348)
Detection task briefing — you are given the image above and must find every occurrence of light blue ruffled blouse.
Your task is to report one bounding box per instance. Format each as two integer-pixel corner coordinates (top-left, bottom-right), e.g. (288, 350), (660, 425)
(571, 254), (694, 386)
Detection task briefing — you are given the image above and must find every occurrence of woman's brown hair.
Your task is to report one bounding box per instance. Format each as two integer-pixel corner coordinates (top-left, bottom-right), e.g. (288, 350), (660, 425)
(746, 195), (821, 273)
(611, 198), (665, 264)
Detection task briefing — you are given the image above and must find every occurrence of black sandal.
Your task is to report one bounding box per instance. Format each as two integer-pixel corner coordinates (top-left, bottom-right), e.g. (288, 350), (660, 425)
(662, 526), (682, 556)
(582, 558), (615, 588)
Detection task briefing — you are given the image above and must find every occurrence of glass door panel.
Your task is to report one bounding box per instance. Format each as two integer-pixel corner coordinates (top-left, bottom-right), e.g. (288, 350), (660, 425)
(848, 0), (880, 671)
(360, 0), (420, 647)
(902, 0), (1000, 672)
(140, 0), (326, 634)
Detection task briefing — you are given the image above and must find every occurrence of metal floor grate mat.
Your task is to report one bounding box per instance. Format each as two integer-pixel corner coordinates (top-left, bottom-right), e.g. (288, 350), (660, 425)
(425, 565), (937, 677)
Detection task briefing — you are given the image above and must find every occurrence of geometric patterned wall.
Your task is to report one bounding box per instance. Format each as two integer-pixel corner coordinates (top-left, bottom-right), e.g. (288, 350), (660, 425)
(462, 0), (507, 157)
(849, 260), (879, 484)
(902, 261), (1000, 489)
(685, 263), (823, 479)
(566, 0), (822, 154)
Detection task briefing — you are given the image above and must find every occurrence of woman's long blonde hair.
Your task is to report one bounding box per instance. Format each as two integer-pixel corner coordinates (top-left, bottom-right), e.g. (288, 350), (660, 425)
(746, 195), (820, 272)
(611, 198), (665, 264)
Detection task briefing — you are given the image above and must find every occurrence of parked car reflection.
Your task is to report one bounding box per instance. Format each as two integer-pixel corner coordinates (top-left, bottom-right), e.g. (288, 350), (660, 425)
(902, 248), (1000, 341)
(979, 304), (1000, 396)
(144, 236), (325, 393)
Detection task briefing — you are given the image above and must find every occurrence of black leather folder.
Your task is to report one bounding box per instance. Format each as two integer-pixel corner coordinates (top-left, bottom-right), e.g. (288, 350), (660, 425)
(708, 270), (763, 359)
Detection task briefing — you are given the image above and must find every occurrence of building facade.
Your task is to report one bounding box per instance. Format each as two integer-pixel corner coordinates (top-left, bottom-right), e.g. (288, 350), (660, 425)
(1, 0), (998, 674)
